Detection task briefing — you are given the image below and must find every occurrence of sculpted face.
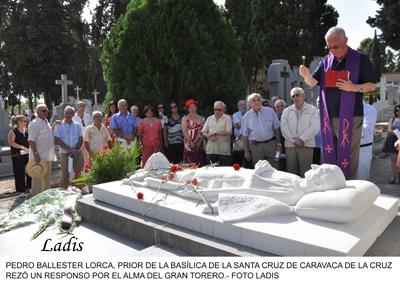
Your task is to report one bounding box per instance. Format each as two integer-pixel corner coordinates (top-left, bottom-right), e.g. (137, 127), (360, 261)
(300, 164), (347, 193)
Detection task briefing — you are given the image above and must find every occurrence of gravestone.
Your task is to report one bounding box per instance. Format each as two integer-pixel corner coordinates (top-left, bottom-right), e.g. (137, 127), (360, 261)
(0, 97), (10, 146)
(92, 89), (102, 112)
(51, 74), (73, 122)
(74, 85), (81, 101)
(268, 59), (292, 102)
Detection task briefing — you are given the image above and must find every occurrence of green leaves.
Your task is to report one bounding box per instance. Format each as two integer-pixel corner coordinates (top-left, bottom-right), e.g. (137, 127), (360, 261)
(73, 140), (141, 186)
(101, 0), (245, 115)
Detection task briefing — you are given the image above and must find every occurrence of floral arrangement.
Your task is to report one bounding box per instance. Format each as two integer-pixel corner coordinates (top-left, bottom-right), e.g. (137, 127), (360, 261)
(73, 140), (141, 187)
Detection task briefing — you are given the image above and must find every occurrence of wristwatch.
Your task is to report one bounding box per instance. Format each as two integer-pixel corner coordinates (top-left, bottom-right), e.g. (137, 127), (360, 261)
(33, 152), (39, 156)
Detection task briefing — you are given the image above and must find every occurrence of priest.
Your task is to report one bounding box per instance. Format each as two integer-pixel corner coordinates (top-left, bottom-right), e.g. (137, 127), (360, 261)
(299, 27), (376, 179)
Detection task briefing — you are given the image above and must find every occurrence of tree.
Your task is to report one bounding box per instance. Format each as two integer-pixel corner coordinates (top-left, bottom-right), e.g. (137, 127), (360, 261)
(225, 0), (255, 90)
(0, 0), (89, 109)
(370, 31), (385, 81)
(90, 0), (130, 104)
(358, 33), (386, 81)
(225, 0), (338, 92)
(101, 0), (245, 114)
(358, 38), (373, 54)
(385, 49), (396, 73)
(367, 0), (400, 50)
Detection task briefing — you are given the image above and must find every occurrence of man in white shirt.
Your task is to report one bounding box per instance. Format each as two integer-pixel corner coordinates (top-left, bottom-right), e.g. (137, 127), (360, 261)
(280, 87), (320, 177)
(202, 101), (232, 166)
(72, 101), (92, 165)
(232, 100), (247, 139)
(241, 93), (281, 168)
(55, 106), (83, 189)
(28, 104), (55, 195)
(357, 101), (377, 180)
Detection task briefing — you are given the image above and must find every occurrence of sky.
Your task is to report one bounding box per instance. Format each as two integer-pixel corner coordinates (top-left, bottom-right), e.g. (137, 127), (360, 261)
(84, 0), (381, 48)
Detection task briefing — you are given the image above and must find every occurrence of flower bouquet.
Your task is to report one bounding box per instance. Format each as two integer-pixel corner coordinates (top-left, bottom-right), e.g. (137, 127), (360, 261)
(73, 140), (141, 187)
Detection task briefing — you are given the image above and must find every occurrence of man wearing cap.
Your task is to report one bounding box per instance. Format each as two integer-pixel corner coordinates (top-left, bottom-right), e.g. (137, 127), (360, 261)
(28, 104), (55, 195)
(241, 93), (282, 169)
(55, 106), (84, 189)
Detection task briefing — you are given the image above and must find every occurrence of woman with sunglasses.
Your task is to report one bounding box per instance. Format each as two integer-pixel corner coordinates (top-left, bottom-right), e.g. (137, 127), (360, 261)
(386, 104), (400, 183)
(165, 102), (184, 163)
(8, 115), (31, 194)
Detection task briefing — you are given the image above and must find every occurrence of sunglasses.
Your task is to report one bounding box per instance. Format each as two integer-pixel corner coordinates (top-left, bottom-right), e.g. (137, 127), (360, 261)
(170, 105), (177, 109)
(291, 93), (300, 99)
(214, 108), (223, 112)
(326, 45), (340, 50)
(41, 109), (49, 113)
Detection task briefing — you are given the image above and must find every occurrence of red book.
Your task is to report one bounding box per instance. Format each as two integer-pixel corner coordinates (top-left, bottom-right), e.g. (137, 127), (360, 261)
(325, 70), (350, 88)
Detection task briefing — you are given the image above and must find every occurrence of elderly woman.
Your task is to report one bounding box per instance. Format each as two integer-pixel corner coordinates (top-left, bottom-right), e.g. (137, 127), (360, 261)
(139, 105), (163, 167)
(182, 99), (207, 167)
(280, 87), (320, 177)
(8, 115), (31, 194)
(83, 111), (113, 156)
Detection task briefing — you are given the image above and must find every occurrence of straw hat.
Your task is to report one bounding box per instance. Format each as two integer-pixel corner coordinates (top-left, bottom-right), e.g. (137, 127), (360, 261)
(26, 160), (48, 178)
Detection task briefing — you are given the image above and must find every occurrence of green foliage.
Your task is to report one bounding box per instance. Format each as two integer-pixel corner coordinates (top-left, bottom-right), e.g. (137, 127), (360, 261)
(358, 33), (386, 80)
(101, 0), (246, 114)
(368, 0), (400, 50)
(225, 0), (338, 91)
(73, 141), (141, 186)
(0, 0), (90, 107)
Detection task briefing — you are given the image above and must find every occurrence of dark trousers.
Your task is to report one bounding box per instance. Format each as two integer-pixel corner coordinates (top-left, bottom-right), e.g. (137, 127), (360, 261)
(167, 143), (184, 164)
(12, 155), (31, 192)
(206, 154), (232, 166)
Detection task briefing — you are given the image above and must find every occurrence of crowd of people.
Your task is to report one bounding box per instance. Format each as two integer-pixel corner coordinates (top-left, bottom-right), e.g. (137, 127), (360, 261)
(7, 26), (389, 196)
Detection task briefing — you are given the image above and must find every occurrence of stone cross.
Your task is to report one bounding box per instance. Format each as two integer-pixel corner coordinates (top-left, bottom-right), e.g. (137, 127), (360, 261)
(281, 66), (290, 99)
(0, 96), (4, 110)
(74, 85), (82, 101)
(55, 74), (73, 104)
(92, 89), (99, 106)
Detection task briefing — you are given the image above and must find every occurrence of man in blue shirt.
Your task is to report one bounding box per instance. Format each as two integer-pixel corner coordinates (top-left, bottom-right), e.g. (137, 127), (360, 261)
(110, 99), (139, 146)
(54, 106), (83, 189)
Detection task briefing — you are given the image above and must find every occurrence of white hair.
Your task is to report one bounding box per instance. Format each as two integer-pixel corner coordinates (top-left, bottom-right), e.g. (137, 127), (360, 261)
(92, 111), (103, 118)
(214, 101), (225, 109)
(76, 101), (85, 107)
(246, 93), (261, 103)
(274, 99), (286, 108)
(237, 100), (246, 107)
(290, 87), (305, 97)
(36, 103), (47, 112)
(64, 105), (75, 114)
(325, 26), (347, 40)
(118, 99), (127, 107)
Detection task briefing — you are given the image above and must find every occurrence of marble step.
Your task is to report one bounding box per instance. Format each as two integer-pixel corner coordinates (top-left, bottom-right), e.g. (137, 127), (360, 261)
(135, 245), (185, 256)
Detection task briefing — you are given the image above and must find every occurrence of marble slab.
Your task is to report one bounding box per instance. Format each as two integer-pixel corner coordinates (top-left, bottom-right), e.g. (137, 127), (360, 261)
(93, 181), (399, 256)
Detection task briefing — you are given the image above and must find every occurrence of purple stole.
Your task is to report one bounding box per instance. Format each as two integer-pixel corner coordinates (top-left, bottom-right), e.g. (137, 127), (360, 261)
(319, 47), (360, 180)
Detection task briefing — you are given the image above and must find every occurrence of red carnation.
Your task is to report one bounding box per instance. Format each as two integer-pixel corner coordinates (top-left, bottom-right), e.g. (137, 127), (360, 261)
(168, 173), (174, 181)
(170, 164), (178, 172)
(102, 145), (108, 150)
(192, 178), (198, 186)
(136, 192), (144, 200)
(233, 163), (241, 170)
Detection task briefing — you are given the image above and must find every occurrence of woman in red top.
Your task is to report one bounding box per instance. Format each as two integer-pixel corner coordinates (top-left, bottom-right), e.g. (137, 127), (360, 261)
(139, 105), (163, 167)
(182, 99), (206, 167)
